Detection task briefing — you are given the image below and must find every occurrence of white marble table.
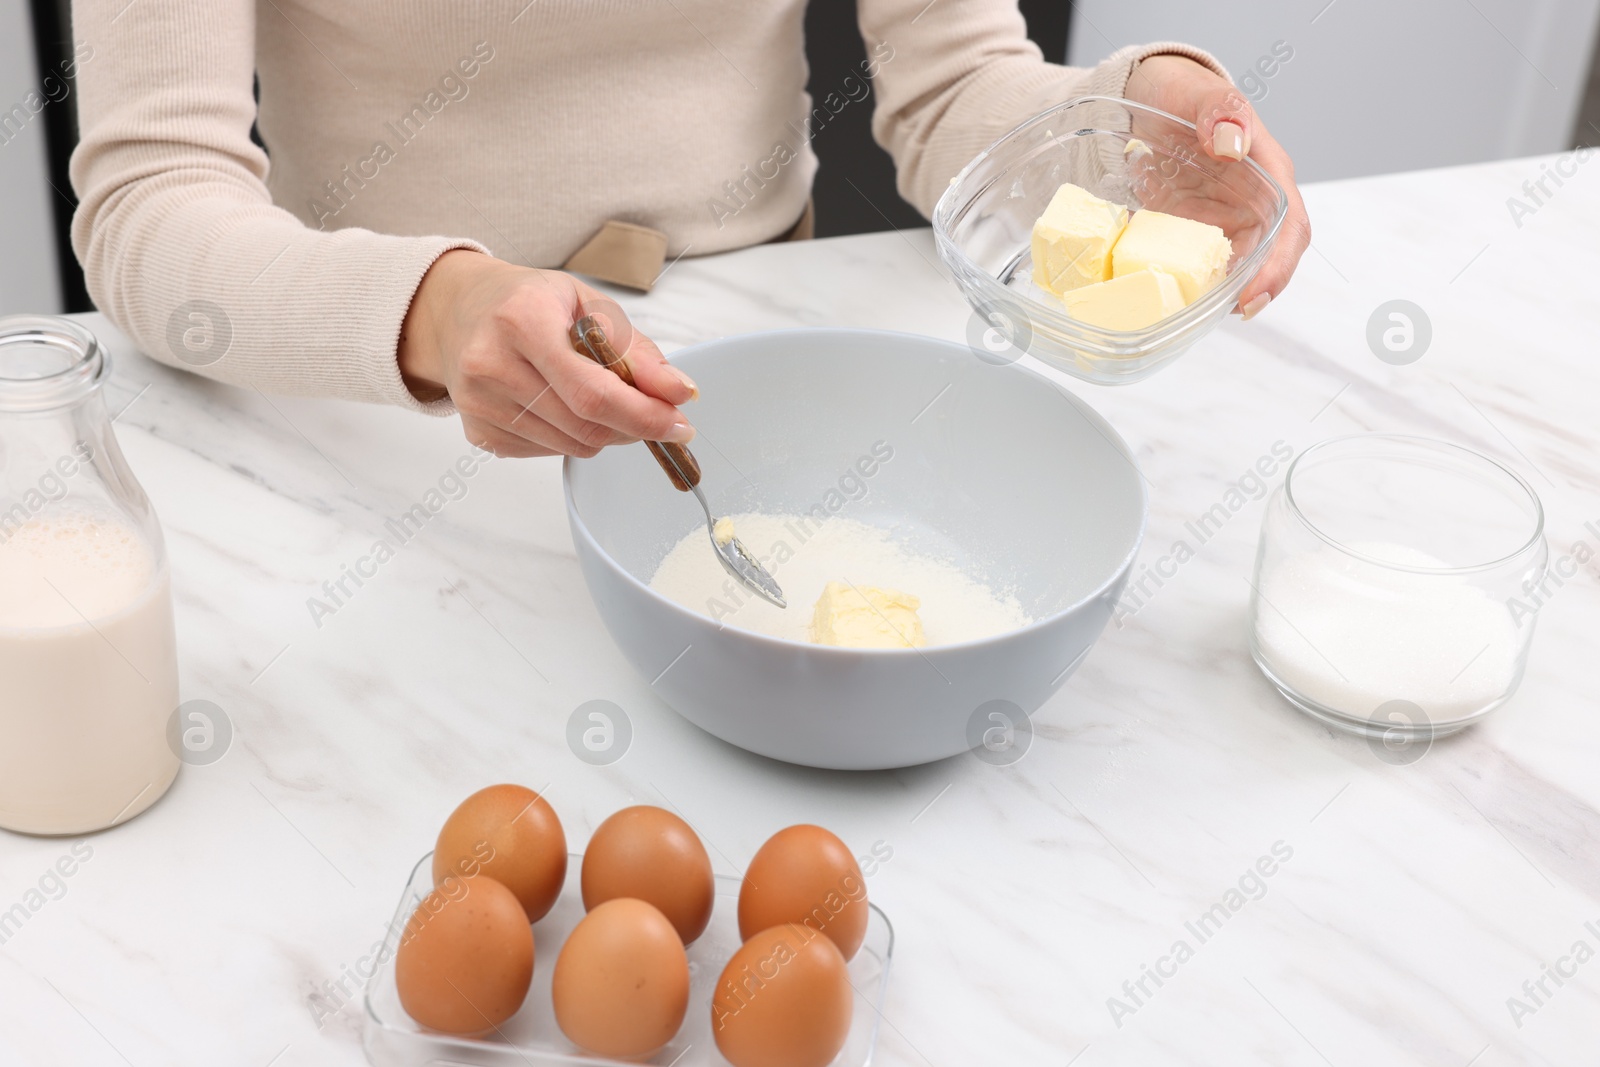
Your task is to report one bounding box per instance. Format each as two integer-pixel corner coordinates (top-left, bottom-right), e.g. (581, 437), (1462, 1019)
(3, 153), (1599, 1067)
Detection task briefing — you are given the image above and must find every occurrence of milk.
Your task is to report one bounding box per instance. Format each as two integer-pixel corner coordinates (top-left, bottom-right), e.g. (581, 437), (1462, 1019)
(0, 511), (180, 834)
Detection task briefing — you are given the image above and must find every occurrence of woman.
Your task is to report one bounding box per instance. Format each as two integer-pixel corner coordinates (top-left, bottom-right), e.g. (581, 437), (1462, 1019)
(70, 0), (1309, 459)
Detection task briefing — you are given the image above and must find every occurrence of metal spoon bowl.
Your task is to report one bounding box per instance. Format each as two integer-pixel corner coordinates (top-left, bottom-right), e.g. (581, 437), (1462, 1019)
(569, 314), (786, 609)
(688, 480), (785, 608)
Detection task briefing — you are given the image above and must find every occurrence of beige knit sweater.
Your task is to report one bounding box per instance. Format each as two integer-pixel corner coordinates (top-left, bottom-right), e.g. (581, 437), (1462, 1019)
(68, 0), (1223, 412)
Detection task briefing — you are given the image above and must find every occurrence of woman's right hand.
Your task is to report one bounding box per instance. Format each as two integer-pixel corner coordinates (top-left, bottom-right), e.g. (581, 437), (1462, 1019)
(398, 250), (698, 458)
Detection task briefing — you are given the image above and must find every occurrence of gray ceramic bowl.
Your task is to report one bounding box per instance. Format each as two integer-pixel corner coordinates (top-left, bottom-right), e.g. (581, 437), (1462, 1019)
(564, 329), (1146, 770)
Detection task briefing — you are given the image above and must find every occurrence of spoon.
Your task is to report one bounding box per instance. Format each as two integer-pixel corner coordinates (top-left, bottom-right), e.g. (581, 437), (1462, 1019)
(568, 315), (786, 608)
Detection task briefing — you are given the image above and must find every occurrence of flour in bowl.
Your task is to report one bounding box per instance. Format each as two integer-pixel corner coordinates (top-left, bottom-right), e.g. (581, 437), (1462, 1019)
(648, 513), (1030, 646)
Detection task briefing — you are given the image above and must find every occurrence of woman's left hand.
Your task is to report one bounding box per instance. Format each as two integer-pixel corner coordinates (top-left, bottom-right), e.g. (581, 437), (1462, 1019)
(1123, 54), (1310, 320)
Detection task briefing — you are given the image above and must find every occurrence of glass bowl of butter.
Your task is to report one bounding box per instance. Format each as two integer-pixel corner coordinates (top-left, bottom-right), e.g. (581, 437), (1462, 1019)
(933, 95), (1288, 385)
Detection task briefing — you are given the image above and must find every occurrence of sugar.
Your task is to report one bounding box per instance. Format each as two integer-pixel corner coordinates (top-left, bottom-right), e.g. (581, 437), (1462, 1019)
(1252, 541), (1519, 723)
(648, 513), (1031, 647)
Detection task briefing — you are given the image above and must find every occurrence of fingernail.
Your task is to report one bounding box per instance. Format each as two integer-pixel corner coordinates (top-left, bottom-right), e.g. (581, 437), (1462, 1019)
(663, 421), (696, 444)
(1240, 292), (1270, 321)
(1213, 121), (1245, 161)
(669, 365), (699, 400)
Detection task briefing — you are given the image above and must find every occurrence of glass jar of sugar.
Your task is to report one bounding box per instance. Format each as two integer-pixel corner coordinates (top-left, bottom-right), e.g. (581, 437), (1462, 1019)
(1248, 434), (1546, 741)
(0, 316), (181, 834)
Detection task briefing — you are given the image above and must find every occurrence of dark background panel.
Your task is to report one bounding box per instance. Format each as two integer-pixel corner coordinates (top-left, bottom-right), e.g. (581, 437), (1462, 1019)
(1580, 16), (1600, 147)
(29, 0), (88, 312)
(802, 0), (1068, 237)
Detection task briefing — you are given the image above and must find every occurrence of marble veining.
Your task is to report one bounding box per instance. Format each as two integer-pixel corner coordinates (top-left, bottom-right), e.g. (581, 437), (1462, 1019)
(0, 153), (1598, 1066)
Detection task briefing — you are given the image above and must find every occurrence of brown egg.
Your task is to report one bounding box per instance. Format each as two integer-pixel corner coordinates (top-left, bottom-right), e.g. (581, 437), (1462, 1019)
(581, 805), (715, 944)
(738, 825), (868, 960)
(552, 898), (691, 1059)
(433, 784), (567, 922)
(394, 875), (534, 1035)
(711, 923), (853, 1067)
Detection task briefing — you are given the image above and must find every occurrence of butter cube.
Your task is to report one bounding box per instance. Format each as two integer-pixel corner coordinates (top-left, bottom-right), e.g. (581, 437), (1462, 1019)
(1030, 183), (1130, 296)
(810, 581), (926, 650)
(1110, 209), (1233, 305)
(1060, 268), (1186, 331)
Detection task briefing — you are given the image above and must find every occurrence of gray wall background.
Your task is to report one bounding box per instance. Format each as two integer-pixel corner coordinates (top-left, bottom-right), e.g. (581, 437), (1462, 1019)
(1069, 0), (1600, 182)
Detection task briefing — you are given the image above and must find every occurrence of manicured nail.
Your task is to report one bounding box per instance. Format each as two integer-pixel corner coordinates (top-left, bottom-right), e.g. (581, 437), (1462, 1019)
(1213, 121), (1245, 161)
(663, 421), (696, 444)
(669, 365), (699, 400)
(1240, 292), (1270, 321)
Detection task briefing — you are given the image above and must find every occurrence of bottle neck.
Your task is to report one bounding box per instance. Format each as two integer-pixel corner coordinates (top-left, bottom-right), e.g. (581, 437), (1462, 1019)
(0, 316), (110, 415)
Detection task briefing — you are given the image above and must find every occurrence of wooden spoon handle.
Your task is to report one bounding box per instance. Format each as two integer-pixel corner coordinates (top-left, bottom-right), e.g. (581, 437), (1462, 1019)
(568, 315), (701, 492)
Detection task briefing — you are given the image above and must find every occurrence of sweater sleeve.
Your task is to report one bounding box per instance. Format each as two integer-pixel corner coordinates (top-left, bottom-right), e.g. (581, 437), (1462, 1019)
(858, 0), (1229, 218)
(68, 0), (488, 412)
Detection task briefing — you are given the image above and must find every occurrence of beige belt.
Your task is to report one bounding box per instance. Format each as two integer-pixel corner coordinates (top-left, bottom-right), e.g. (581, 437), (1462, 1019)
(562, 200), (814, 292)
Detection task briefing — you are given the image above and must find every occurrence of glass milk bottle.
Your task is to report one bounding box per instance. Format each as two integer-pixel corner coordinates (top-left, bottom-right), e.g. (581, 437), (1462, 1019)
(0, 316), (180, 833)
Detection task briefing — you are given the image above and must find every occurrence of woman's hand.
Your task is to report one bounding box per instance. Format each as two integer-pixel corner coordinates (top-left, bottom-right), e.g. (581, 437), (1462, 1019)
(398, 251), (697, 458)
(1123, 54), (1311, 320)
